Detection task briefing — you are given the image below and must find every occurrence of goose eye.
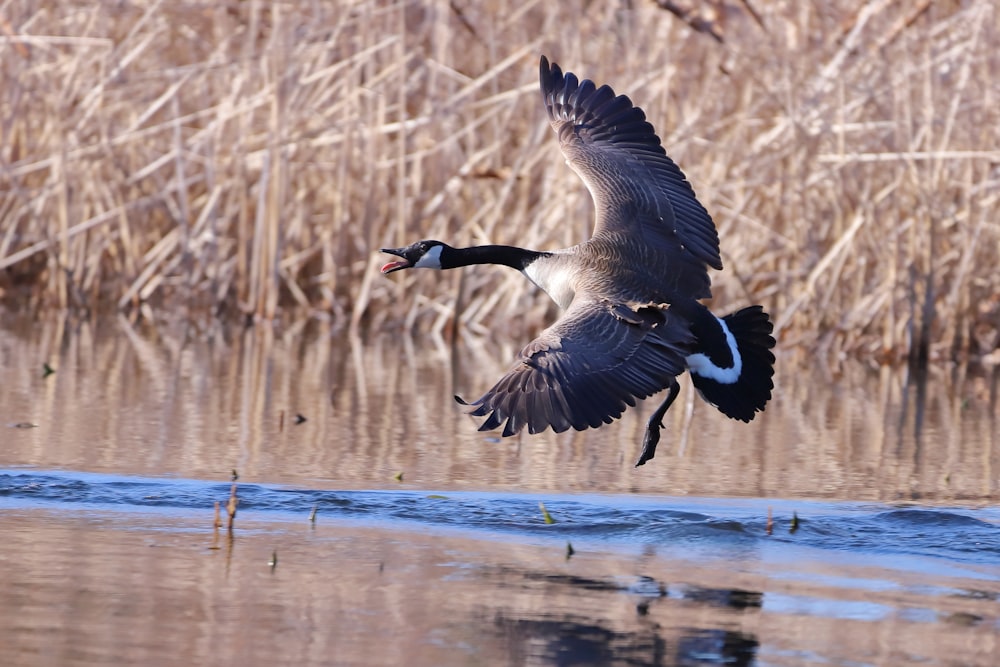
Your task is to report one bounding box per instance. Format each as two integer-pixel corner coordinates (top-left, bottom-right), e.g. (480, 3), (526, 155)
(419, 243), (428, 251)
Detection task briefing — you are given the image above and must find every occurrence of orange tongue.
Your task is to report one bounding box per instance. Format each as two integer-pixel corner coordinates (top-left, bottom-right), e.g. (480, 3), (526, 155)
(381, 261), (407, 274)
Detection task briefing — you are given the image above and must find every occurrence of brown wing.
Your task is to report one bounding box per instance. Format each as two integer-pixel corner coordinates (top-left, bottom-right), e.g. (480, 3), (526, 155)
(457, 299), (694, 436)
(539, 56), (722, 299)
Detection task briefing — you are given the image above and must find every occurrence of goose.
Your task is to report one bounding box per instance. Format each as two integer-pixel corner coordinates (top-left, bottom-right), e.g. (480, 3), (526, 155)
(380, 56), (775, 466)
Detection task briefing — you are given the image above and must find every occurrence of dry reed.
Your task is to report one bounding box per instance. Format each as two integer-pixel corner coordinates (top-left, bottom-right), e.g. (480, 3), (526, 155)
(1, 1), (998, 363)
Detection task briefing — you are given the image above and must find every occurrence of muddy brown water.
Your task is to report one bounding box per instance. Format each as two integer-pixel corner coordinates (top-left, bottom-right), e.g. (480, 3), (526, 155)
(1, 313), (998, 666)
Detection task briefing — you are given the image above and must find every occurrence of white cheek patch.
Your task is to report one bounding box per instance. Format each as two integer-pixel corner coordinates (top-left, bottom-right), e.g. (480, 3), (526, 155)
(686, 317), (742, 384)
(413, 245), (444, 269)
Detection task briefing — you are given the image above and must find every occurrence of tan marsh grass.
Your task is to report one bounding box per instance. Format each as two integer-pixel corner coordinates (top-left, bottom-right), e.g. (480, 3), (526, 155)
(1, 1), (998, 363)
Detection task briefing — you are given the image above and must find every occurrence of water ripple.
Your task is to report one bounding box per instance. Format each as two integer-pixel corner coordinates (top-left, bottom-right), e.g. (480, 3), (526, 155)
(2, 469), (998, 569)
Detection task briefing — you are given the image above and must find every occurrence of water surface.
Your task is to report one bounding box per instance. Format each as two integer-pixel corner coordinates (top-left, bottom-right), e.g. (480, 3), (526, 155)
(2, 313), (997, 498)
(1, 313), (998, 666)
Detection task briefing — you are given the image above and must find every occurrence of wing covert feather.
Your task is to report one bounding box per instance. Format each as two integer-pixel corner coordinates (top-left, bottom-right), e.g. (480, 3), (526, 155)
(459, 300), (694, 436)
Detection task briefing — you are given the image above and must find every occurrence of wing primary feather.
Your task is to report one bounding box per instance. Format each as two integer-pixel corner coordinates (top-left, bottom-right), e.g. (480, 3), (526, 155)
(479, 410), (504, 432)
(539, 56), (723, 287)
(568, 79), (596, 109)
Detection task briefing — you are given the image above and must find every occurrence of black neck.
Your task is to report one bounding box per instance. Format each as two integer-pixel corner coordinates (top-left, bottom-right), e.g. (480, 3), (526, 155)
(443, 245), (547, 271)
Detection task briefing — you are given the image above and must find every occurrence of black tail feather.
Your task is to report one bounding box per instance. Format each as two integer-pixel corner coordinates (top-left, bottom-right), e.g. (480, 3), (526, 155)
(689, 305), (775, 422)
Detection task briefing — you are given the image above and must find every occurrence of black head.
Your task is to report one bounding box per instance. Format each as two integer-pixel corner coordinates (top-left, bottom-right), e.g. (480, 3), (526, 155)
(380, 240), (448, 274)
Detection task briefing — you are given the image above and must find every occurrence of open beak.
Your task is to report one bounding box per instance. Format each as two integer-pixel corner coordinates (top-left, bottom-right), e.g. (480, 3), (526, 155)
(380, 247), (411, 274)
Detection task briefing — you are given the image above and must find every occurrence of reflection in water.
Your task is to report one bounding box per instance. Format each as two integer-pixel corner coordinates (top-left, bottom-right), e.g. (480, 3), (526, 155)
(488, 568), (764, 666)
(2, 500), (998, 667)
(900, 363), (931, 445)
(673, 585), (763, 610)
(0, 311), (997, 499)
(492, 614), (671, 666)
(675, 630), (759, 667)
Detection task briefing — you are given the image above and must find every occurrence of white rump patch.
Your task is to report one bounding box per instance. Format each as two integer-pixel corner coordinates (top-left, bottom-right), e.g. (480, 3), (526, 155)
(686, 316), (742, 384)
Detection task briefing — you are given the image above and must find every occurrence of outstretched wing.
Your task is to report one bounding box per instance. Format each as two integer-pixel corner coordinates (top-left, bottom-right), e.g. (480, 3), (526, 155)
(539, 56), (722, 299)
(457, 299), (694, 436)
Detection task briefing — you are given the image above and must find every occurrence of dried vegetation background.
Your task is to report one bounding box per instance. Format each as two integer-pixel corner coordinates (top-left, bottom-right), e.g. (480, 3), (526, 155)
(1, 0), (998, 364)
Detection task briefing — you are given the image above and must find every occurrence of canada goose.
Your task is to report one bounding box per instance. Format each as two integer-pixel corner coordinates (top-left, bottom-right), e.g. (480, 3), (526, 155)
(381, 56), (775, 466)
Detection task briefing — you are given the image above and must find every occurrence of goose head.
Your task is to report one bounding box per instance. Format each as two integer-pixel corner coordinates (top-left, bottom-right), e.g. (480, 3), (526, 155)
(380, 240), (448, 274)
(382, 241), (451, 273)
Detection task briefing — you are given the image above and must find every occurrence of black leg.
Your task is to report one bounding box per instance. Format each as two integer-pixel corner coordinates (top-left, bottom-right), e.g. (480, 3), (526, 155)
(635, 381), (680, 467)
